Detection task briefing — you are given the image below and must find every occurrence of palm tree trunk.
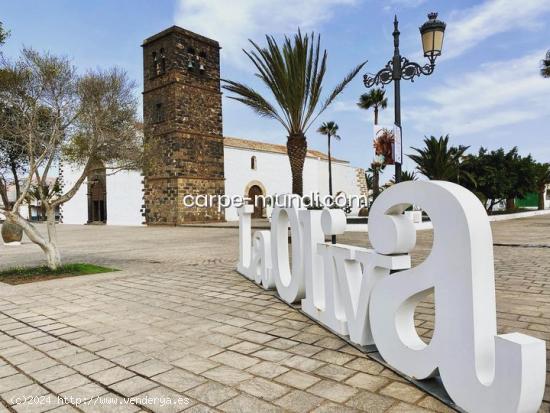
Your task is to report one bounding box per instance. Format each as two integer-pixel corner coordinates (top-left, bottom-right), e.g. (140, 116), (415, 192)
(374, 107), (379, 125)
(287, 133), (307, 196)
(373, 167), (380, 200)
(328, 135), (333, 196)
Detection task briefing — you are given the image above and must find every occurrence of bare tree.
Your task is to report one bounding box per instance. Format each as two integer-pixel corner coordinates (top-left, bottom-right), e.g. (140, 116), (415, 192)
(0, 49), (140, 269)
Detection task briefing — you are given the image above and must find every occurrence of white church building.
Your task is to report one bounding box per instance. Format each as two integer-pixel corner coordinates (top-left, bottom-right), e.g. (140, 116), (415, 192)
(61, 136), (367, 226)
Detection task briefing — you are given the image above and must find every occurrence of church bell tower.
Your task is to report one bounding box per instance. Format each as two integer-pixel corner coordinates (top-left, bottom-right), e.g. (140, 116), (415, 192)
(142, 26), (225, 224)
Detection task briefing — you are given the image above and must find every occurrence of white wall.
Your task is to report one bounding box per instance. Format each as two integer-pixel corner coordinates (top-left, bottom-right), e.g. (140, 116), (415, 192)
(223, 146), (363, 221)
(60, 164), (143, 226)
(106, 170), (143, 226)
(61, 164), (88, 225)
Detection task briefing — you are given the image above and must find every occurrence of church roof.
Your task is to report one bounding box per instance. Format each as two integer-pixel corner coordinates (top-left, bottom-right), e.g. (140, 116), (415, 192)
(223, 137), (348, 163)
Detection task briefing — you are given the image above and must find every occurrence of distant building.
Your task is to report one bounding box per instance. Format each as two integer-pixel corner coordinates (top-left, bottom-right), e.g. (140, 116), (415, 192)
(60, 26), (367, 226)
(0, 177), (61, 222)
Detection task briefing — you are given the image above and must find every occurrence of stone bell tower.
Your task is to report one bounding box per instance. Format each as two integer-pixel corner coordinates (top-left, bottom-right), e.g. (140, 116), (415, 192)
(142, 26), (225, 225)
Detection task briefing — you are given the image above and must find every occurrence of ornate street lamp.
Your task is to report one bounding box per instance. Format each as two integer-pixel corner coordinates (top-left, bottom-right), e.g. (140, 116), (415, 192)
(364, 12), (446, 182)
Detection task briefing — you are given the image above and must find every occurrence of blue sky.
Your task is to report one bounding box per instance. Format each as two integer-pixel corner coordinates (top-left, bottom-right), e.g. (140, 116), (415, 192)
(2, 0), (550, 181)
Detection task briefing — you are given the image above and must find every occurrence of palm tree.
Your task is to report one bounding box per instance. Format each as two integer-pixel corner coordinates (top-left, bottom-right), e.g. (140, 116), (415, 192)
(541, 50), (550, 78)
(390, 170), (417, 184)
(223, 31), (366, 196)
(357, 88), (388, 199)
(534, 162), (550, 210)
(317, 121), (340, 196)
(408, 135), (474, 184)
(357, 88), (387, 124)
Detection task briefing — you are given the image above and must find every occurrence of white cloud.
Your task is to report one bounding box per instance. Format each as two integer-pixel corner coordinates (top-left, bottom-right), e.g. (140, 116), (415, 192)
(444, 0), (550, 59)
(174, 0), (357, 69)
(407, 50), (550, 136)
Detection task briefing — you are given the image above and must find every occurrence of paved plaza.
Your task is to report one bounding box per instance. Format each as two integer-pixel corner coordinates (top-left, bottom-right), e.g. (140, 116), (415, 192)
(0, 215), (549, 412)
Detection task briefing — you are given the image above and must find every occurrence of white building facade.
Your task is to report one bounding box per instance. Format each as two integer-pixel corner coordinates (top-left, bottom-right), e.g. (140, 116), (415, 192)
(61, 137), (367, 226)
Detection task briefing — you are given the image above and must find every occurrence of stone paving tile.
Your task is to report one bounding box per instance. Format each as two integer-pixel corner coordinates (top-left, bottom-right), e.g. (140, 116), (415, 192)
(0, 374), (34, 393)
(89, 366), (135, 386)
(129, 359), (172, 377)
(345, 390), (396, 412)
(307, 380), (359, 403)
(314, 364), (355, 382)
(136, 386), (194, 413)
(152, 368), (205, 392)
(345, 372), (390, 392)
(172, 354), (218, 374)
(313, 401), (361, 412)
(380, 382), (427, 404)
(186, 381), (238, 407)
(2, 383), (49, 404)
(32, 365), (75, 383)
(110, 376), (157, 398)
(245, 360), (289, 379)
(209, 351), (258, 370)
(237, 377), (290, 401)
(274, 370), (321, 390)
(218, 394), (283, 413)
(202, 365), (252, 386)
(274, 389), (324, 412)
(282, 355), (326, 372)
(46, 374), (92, 395)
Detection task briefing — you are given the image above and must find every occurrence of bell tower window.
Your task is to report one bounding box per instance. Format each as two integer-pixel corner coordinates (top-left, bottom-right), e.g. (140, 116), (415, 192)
(154, 103), (165, 123)
(251, 156), (257, 170)
(160, 48), (166, 74)
(152, 51), (158, 76)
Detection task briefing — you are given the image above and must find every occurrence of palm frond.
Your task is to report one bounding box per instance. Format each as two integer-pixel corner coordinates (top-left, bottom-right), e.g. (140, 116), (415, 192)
(222, 79), (288, 132)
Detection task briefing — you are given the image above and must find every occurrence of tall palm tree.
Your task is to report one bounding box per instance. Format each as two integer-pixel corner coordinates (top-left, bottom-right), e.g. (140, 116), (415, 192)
(357, 88), (387, 199)
(408, 135), (473, 184)
(357, 88), (387, 124)
(317, 121), (340, 196)
(541, 50), (550, 78)
(223, 31), (366, 196)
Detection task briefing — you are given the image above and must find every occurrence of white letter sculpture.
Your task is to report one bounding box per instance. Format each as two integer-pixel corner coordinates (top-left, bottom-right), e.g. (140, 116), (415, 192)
(236, 181), (546, 413)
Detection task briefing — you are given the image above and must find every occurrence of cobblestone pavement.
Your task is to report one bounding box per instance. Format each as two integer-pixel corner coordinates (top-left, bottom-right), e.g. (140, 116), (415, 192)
(0, 215), (548, 412)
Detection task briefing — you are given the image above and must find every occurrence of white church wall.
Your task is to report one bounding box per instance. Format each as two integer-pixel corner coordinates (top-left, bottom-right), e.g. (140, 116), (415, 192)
(60, 164), (88, 225)
(60, 164), (143, 226)
(223, 146), (363, 221)
(106, 170), (143, 226)
(224, 146), (292, 221)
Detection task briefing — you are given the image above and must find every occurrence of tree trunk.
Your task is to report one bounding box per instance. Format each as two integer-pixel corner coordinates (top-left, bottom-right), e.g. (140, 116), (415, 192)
(287, 133), (307, 196)
(9, 159), (21, 199)
(4, 209), (62, 270)
(45, 243), (61, 270)
(374, 107), (379, 125)
(506, 198), (515, 211)
(328, 135), (333, 196)
(538, 189), (545, 210)
(45, 206), (61, 268)
(373, 166), (380, 200)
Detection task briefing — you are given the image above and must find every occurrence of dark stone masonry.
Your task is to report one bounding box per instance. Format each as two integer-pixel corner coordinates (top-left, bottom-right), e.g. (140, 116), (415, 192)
(142, 26), (225, 225)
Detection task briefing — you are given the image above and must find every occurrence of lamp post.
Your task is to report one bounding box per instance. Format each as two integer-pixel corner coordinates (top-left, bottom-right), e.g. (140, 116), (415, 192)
(364, 12), (446, 183)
